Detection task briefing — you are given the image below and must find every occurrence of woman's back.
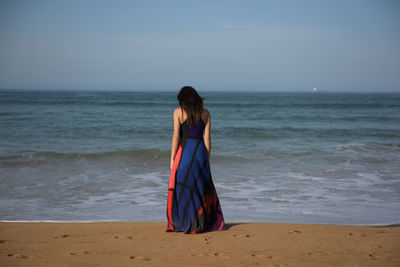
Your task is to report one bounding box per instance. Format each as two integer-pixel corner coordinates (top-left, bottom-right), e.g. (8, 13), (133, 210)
(179, 115), (205, 140)
(177, 107), (210, 139)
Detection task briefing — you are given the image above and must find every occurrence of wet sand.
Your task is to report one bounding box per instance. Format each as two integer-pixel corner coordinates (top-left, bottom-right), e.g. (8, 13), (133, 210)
(1, 222), (399, 266)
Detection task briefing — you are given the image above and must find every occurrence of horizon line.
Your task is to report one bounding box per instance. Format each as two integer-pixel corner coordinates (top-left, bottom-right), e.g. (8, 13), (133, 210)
(1, 88), (399, 94)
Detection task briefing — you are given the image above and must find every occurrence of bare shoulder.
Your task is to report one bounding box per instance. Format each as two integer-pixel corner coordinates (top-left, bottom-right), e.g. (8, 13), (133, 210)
(173, 107), (181, 121)
(202, 108), (211, 123)
(173, 107), (181, 116)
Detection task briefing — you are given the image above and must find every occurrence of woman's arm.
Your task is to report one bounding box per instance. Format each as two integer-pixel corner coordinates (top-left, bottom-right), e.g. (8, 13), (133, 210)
(170, 108), (181, 169)
(203, 109), (211, 161)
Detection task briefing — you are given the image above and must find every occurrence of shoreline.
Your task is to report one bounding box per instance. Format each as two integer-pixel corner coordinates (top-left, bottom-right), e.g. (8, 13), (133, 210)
(1, 220), (400, 227)
(1, 222), (399, 266)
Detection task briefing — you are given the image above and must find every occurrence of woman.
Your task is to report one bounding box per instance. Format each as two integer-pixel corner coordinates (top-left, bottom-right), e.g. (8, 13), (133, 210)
(166, 86), (224, 234)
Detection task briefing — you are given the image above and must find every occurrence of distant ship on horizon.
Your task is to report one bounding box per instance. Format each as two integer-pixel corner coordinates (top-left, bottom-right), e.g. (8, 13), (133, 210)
(312, 87), (329, 92)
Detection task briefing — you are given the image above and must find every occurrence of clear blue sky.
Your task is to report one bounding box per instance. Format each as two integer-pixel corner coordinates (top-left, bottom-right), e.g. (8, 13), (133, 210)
(0, 0), (399, 91)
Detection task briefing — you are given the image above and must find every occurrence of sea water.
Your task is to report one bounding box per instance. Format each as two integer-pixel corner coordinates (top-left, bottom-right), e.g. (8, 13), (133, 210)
(1, 90), (399, 225)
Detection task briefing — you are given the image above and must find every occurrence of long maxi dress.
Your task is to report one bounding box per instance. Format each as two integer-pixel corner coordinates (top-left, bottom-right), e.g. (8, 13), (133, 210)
(166, 118), (224, 234)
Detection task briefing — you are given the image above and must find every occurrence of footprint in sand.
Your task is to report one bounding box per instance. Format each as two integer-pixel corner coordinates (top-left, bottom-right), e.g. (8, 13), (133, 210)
(250, 252), (282, 259)
(250, 252), (264, 258)
(69, 251), (96, 256)
(214, 252), (229, 259)
(83, 251), (97, 255)
(268, 255), (283, 260)
(348, 232), (366, 237)
(8, 253), (39, 259)
(130, 255), (145, 260)
(204, 237), (215, 245)
(129, 255), (160, 262)
(191, 252), (209, 257)
(113, 235), (135, 240)
(308, 250), (332, 256)
(233, 234), (252, 238)
(367, 253), (381, 261)
(53, 234), (70, 239)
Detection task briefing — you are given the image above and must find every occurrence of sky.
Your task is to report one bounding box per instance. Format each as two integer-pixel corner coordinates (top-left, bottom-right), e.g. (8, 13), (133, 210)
(0, 0), (399, 92)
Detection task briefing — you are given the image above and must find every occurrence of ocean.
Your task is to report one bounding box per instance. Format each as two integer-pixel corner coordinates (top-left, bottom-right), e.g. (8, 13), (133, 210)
(1, 90), (399, 225)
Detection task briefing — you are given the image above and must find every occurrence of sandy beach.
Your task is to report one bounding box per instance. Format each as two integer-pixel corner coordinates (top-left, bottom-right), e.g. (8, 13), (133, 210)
(0, 222), (399, 266)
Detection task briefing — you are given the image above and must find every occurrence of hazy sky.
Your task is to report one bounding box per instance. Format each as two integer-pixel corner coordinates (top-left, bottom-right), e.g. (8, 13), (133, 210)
(0, 0), (399, 91)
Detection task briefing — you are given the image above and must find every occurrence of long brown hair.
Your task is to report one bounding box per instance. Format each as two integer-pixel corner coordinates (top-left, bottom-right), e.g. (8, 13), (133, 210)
(177, 86), (204, 127)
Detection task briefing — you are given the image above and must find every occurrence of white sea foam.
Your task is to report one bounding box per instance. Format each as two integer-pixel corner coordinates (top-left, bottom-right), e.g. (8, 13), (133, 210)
(1, 91), (400, 224)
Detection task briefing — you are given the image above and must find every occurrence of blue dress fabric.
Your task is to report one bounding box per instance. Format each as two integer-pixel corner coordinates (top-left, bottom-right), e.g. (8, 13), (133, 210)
(166, 118), (224, 234)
